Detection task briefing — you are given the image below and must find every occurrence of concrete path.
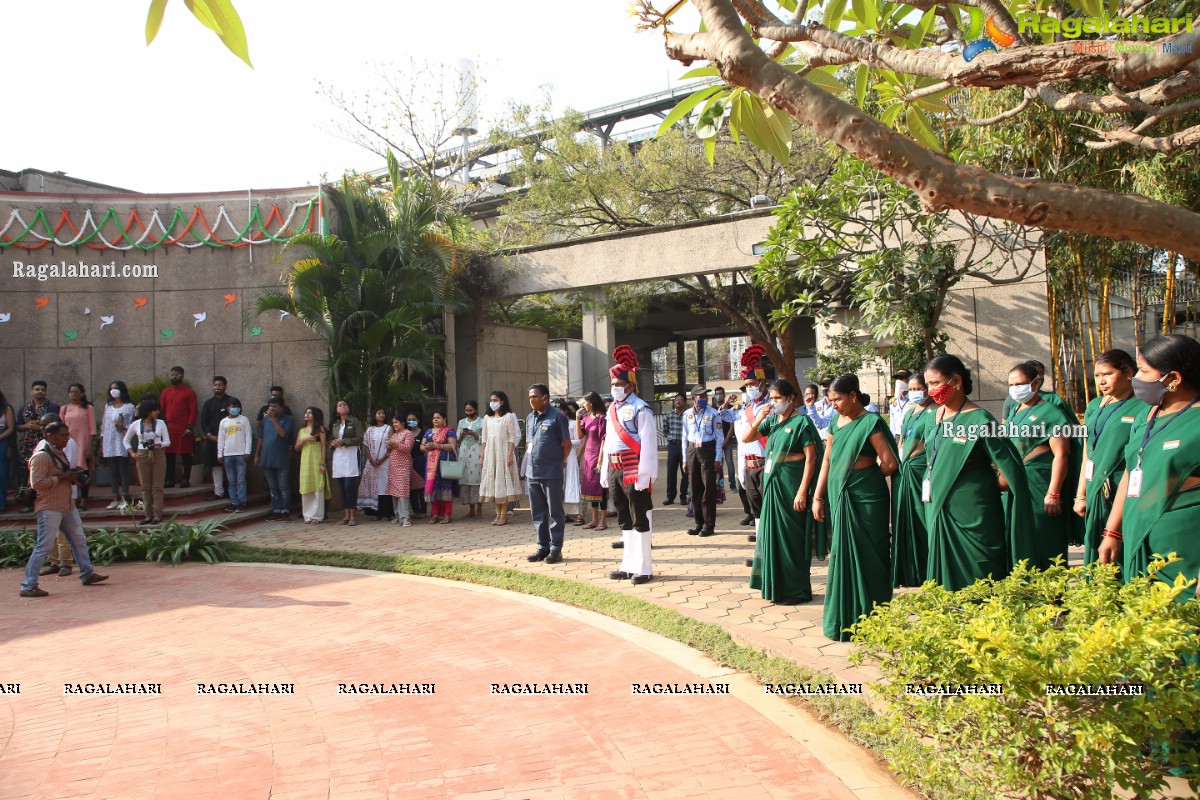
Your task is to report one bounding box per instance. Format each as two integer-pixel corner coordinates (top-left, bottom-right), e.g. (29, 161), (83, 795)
(0, 562), (908, 800)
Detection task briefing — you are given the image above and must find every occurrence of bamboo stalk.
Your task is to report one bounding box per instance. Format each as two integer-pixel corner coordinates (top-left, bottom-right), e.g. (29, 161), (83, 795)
(1075, 246), (1097, 404)
(1163, 251), (1177, 335)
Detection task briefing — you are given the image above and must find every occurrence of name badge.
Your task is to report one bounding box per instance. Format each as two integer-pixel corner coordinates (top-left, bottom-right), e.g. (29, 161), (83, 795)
(1163, 439), (1180, 450)
(1085, 460), (1094, 481)
(1127, 468), (1143, 498)
(921, 478), (932, 503)
(764, 459), (773, 475)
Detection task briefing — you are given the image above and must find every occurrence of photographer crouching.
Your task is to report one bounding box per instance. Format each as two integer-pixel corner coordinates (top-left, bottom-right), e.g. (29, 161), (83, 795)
(19, 421), (108, 598)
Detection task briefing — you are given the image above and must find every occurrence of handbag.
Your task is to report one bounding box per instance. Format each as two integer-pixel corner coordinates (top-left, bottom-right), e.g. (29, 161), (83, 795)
(16, 486), (36, 507)
(439, 458), (464, 481)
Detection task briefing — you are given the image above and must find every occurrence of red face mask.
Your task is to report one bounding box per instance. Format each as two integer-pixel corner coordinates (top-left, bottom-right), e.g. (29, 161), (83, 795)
(929, 382), (955, 406)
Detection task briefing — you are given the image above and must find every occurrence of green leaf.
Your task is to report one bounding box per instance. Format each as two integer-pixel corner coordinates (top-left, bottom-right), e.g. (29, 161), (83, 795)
(906, 7), (938, 47)
(702, 136), (716, 166)
(657, 86), (725, 138)
(759, 101), (794, 163)
(851, 0), (879, 29)
(183, 0), (223, 34)
(146, 0), (168, 44)
(914, 89), (952, 113)
(855, 65), (870, 107)
(186, 0), (252, 67)
(823, 0), (849, 29)
(880, 101), (903, 127)
(679, 66), (720, 79)
(805, 66), (844, 95)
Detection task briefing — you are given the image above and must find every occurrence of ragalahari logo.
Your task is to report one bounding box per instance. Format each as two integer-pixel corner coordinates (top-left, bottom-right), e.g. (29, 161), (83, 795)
(963, 15), (1016, 61)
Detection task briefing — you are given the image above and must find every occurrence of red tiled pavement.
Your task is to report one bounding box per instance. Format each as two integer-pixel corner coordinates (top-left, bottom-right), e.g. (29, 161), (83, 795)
(0, 562), (873, 799)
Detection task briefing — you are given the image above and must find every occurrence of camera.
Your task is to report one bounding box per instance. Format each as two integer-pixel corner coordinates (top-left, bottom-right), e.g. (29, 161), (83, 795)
(70, 466), (91, 486)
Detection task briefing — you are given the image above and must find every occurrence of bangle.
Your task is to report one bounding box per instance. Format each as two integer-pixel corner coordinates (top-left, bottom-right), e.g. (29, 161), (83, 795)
(1074, 495), (1086, 501)
(1046, 492), (1061, 499)
(1102, 528), (1122, 541)
(813, 497), (824, 504)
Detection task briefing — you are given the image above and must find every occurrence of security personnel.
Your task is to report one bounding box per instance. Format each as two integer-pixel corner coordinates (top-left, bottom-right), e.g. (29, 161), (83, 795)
(734, 346), (771, 564)
(683, 384), (723, 537)
(601, 346), (659, 585)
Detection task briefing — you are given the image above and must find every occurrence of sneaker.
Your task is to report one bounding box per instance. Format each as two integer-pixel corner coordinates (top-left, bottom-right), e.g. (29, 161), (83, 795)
(117, 500), (129, 510)
(223, 505), (237, 513)
(106, 500), (121, 510)
(40, 564), (59, 576)
(58, 566), (72, 576)
(19, 588), (49, 598)
(138, 518), (154, 526)
(401, 519), (411, 527)
(82, 573), (109, 586)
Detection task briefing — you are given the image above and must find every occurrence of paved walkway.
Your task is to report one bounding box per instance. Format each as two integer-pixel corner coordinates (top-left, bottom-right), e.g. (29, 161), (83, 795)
(232, 501), (883, 686)
(0, 562), (905, 800)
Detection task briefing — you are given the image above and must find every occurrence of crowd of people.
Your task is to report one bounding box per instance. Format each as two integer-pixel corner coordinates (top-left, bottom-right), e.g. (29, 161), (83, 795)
(6, 335), (1200, 622)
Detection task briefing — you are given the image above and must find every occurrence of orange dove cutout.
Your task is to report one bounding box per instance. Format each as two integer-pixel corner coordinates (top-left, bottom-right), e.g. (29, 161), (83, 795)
(34, 297), (50, 310)
(223, 293), (237, 308)
(133, 297), (148, 309)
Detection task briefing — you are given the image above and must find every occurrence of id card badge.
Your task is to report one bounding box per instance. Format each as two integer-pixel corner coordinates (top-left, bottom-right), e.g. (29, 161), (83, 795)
(1127, 468), (1143, 498)
(764, 459), (773, 475)
(1085, 460), (1094, 481)
(921, 478), (932, 503)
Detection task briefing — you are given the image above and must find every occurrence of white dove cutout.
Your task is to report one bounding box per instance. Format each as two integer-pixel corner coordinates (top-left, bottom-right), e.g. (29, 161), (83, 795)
(279, 310), (290, 321)
(84, 307), (91, 315)
(193, 311), (207, 328)
(0, 313), (11, 323)
(100, 315), (115, 330)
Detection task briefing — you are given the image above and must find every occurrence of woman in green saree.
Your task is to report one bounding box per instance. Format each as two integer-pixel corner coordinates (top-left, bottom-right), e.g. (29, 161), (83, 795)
(745, 379), (823, 604)
(922, 355), (1035, 591)
(1003, 361), (1077, 570)
(814, 374), (898, 641)
(893, 373), (937, 587)
(1099, 335), (1200, 601)
(1072, 349), (1138, 565)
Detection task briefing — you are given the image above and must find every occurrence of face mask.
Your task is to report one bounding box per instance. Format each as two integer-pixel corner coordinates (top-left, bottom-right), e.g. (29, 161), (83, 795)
(611, 386), (627, 402)
(1008, 383), (1035, 404)
(772, 400), (790, 415)
(1132, 374), (1171, 406)
(908, 391), (926, 405)
(895, 379), (908, 398)
(489, 401), (502, 412)
(229, 407), (241, 416)
(714, 395), (725, 405)
(746, 386), (762, 401)
(110, 388), (121, 399)
(407, 420), (419, 428)
(929, 383), (955, 406)
(696, 398), (708, 409)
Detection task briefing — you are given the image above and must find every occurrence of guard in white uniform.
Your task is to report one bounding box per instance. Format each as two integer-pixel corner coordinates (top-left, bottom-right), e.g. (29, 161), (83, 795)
(600, 346), (659, 585)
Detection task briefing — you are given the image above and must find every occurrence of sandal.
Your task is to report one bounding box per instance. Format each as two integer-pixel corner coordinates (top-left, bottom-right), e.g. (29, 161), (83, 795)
(495, 515), (508, 526)
(428, 516), (440, 524)
(439, 517), (450, 524)
(348, 519), (358, 526)
(339, 518), (349, 525)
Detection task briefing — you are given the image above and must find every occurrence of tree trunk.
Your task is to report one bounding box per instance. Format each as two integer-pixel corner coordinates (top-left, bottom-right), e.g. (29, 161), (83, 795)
(670, 0), (1200, 261)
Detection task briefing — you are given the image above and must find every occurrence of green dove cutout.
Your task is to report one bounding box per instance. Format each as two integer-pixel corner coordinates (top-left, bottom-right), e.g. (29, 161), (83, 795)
(63, 330), (79, 341)
(160, 329), (174, 340)
(249, 325), (263, 338)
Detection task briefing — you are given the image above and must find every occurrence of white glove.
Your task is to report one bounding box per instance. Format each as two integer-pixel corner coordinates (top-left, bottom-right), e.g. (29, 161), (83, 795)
(634, 478), (650, 491)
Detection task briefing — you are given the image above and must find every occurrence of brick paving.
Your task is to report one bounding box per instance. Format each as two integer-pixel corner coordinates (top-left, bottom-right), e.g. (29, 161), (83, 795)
(231, 498), (881, 687)
(0, 562), (874, 799)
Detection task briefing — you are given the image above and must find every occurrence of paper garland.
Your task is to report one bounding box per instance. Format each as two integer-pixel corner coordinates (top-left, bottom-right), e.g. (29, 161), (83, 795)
(0, 197), (324, 252)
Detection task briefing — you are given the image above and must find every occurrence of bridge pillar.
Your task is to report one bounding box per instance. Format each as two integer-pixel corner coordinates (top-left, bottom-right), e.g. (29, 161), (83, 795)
(581, 288), (616, 394)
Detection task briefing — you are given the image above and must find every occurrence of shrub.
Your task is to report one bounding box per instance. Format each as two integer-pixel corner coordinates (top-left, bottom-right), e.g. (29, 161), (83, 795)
(144, 517), (230, 565)
(850, 557), (1200, 800)
(0, 529), (35, 567)
(87, 527), (147, 565)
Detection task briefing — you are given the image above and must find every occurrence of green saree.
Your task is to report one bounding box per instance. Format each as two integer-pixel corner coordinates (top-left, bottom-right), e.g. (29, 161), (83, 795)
(823, 413), (897, 642)
(893, 403), (936, 587)
(750, 411), (822, 602)
(1120, 404), (1200, 601)
(1003, 399), (1078, 570)
(1080, 396), (1139, 565)
(924, 407), (1035, 591)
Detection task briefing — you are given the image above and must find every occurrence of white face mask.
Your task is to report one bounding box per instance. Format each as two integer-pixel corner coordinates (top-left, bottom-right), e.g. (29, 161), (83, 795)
(895, 379), (908, 398)
(489, 400), (502, 412)
(745, 386), (762, 401)
(1009, 383), (1036, 403)
(110, 388), (121, 399)
(908, 390), (926, 405)
(772, 399), (790, 416)
(611, 386), (627, 402)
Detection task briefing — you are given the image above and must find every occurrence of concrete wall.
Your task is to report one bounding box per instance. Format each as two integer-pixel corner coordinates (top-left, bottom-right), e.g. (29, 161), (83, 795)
(454, 318), (548, 411)
(0, 188), (330, 420)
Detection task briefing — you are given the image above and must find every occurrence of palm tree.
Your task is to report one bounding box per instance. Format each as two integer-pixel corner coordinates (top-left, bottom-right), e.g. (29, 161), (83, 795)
(255, 151), (465, 413)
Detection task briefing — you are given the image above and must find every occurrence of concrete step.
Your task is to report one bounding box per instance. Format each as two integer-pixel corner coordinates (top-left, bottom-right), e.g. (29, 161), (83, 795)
(0, 492), (275, 534)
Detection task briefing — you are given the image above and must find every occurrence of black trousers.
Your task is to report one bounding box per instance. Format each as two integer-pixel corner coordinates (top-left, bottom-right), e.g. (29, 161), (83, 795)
(743, 464), (764, 518)
(687, 442), (719, 528)
(609, 467), (653, 532)
(665, 441), (687, 502)
(165, 453), (193, 484)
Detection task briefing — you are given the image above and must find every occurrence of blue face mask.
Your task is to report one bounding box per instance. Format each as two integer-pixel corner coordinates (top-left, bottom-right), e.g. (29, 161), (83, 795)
(229, 407), (241, 416)
(696, 398), (708, 409)
(407, 420), (419, 429)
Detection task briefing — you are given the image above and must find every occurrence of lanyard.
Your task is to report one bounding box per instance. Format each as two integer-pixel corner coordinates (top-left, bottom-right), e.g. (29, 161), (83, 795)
(1088, 396), (1134, 450)
(1135, 398), (1200, 468)
(902, 406), (928, 441)
(925, 398), (966, 474)
(687, 408), (712, 440)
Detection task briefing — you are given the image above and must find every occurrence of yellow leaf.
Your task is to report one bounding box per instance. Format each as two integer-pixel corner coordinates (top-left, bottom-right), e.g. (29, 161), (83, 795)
(146, 0), (169, 45)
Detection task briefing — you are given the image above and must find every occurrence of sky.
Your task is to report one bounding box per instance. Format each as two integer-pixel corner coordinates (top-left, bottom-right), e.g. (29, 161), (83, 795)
(4, 2), (699, 194)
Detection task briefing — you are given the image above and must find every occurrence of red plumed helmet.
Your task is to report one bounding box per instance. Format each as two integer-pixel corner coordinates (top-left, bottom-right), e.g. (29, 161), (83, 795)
(610, 345), (640, 383)
(739, 344), (767, 380)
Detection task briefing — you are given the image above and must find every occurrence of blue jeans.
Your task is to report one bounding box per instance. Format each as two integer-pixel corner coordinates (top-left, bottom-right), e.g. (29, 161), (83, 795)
(224, 454), (247, 507)
(528, 478), (566, 553)
(23, 508), (96, 590)
(262, 465), (290, 513)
